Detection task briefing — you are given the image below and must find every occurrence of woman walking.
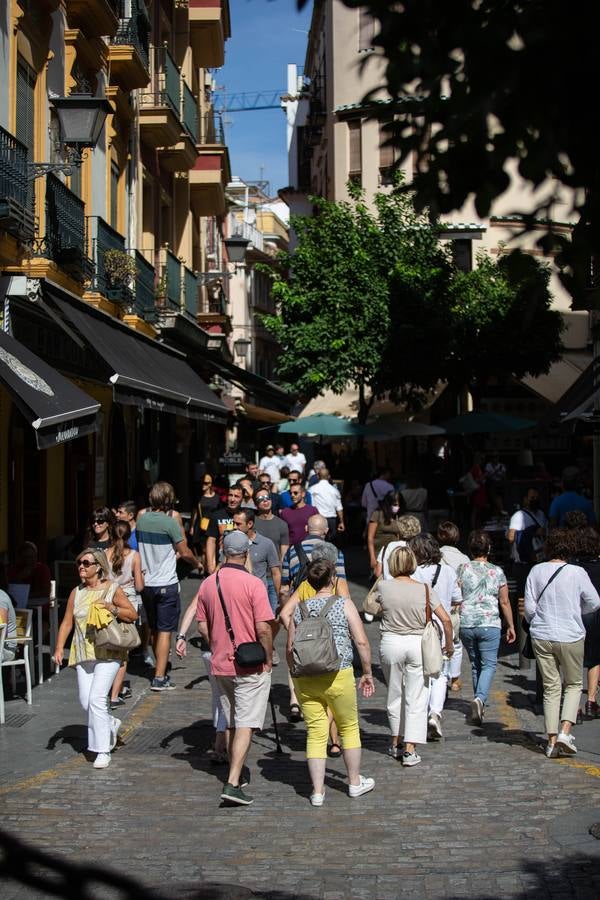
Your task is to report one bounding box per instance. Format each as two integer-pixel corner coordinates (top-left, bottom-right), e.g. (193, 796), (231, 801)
(377, 546), (453, 766)
(52, 549), (137, 769)
(367, 491), (407, 575)
(281, 559), (375, 806)
(189, 474), (222, 567)
(458, 531), (516, 725)
(524, 528), (600, 756)
(106, 521), (144, 710)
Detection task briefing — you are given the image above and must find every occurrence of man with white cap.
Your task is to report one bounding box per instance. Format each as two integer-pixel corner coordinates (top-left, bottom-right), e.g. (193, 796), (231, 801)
(196, 530), (274, 806)
(258, 445), (281, 484)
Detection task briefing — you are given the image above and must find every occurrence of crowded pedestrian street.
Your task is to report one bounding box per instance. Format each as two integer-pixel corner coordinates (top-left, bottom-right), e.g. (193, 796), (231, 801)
(2, 556), (600, 900)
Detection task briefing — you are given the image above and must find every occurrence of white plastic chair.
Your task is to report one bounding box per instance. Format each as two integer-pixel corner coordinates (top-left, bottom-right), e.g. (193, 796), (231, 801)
(0, 610), (33, 722)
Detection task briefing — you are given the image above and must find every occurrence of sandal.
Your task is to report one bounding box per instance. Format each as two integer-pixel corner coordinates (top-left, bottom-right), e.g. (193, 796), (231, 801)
(289, 703), (303, 722)
(328, 743), (342, 758)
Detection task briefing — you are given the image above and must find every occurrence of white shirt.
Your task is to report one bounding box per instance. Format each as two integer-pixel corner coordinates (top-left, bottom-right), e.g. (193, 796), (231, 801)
(508, 508), (548, 563)
(524, 561), (600, 642)
(377, 540), (407, 580)
(440, 545), (470, 572)
(259, 455), (281, 482)
(285, 451), (306, 473)
(310, 480), (343, 518)
(412, 562), (462, 613)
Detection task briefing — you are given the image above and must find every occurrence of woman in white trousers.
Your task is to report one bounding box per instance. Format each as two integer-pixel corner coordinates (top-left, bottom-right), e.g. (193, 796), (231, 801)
(377, 546), (453, 767)
(53, 548), (137, 769)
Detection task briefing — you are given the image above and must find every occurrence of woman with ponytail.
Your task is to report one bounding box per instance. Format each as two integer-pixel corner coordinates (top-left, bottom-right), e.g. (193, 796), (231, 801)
(106, 521), (144, 709)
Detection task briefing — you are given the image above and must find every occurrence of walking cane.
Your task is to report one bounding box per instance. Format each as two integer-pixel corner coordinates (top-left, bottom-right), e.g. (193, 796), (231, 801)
(269, 689), (283, 754)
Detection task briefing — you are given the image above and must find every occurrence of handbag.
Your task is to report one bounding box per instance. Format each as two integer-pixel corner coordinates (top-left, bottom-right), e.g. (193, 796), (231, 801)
(522, 564), (568, 659)
(362, 576), (383, 618)
(421, 583), (443, 678)
(216, 572), (266, 669)
(94, 618), (141, 652)
(459, 472), (478, 494)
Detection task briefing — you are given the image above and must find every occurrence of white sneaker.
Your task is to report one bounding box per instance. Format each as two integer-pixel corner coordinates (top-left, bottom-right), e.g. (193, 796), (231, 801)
(428, 713), (443, 740)
(109, 716), (121, 751)
(363, 612), (374, 623)
(348, 775), (375, 798)
(556, 732), (577, 755)
(545, 742), (558, 759)
(470, 697), (484, 725)
(310, 792), (325, 807)
(401, 750), (422, 767)
(93, 753), (111, 769)
(272, 649), (280, 666)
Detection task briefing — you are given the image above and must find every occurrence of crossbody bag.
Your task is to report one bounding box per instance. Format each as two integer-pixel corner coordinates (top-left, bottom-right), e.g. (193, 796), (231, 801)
(215, 572), (266, 669)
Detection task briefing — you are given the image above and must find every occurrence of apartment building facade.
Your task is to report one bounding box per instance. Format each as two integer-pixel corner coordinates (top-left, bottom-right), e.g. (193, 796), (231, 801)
(0, 0), (240, 557)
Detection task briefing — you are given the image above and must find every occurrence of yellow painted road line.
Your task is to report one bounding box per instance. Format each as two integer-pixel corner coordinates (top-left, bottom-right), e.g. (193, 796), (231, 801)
(0, 692), (160, 797)
(556, 757), (600, 778)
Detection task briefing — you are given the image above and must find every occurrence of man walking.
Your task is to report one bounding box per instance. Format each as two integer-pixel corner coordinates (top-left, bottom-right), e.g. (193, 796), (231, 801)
(282, 513), (346, 590)
(280, 472), (313, 508)
(285, 442), (307, 475)
(310, 467), (345, 540)
(279, 484), (319, 547)
(137, 482), (201, 692)
(254, 487), (289, 592)
(258, 445), (281, 484)
(361, 468), (394, 522)
(196, 531), (274, 806)
(205, 484), (247, 574)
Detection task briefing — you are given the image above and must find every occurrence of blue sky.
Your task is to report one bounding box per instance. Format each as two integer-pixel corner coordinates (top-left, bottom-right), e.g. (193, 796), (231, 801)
(219, 0), (313, 195)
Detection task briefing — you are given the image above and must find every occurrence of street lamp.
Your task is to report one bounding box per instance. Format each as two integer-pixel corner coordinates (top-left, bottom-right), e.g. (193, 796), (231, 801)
(29, 92), (112, 179)
(224, 234), (250, 266)
(233, 337), (251, 360)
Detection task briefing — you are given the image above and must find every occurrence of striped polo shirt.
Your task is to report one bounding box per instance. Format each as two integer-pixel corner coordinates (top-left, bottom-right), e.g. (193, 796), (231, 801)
(136, 511), (182, 587)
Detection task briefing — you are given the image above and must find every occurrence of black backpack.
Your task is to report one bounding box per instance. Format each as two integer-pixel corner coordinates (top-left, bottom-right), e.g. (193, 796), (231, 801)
(291, 541), (310, 591)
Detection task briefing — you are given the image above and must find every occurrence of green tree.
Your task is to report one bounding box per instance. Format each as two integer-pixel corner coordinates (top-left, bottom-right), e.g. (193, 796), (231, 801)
(263, 187), (564, 415)
(298, 0), (596, 306)
(262, 187), (452, 422)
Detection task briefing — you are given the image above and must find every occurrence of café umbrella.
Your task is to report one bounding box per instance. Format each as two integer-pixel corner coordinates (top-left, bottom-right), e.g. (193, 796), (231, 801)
(278, 413), (367, 437)
(441, 411), (537, 434)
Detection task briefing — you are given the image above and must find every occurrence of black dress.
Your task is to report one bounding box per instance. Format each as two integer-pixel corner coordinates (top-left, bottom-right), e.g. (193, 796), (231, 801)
(575, 557), (600, 669)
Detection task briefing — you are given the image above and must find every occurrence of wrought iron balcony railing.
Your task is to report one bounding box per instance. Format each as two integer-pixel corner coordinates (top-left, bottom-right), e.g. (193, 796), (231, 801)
(135, 250), (157, 322)
(183, 265), (199, 317)
(199, 110), (225, 145)
(87, 216), (135, 305)
(182, 82), (199, 143)
(44, 174), (93, 279)
(141, 45), (182, 120)
(0, 125), (35, 240)
(113, 0), (150, 69)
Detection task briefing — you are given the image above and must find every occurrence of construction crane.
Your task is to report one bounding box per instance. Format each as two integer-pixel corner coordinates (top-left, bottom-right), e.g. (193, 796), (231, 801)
(212, 90), (289, 113)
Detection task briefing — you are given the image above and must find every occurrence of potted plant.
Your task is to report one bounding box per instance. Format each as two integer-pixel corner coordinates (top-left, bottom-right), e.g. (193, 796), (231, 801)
(102, 248), (137, 302)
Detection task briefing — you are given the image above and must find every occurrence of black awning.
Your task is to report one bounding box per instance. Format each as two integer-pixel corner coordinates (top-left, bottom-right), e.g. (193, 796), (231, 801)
(49, 291), (228, 423)
(0, 329), (99, 449)
(554, 358), (600, 426)
(201, 353), (293, 411)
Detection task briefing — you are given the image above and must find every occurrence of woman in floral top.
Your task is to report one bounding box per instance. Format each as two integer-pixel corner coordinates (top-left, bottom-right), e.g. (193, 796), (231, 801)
(457, 531), (516, 725)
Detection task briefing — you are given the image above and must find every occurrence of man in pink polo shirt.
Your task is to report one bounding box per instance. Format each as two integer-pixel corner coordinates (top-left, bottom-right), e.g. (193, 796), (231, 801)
(196, 530), (274, 806)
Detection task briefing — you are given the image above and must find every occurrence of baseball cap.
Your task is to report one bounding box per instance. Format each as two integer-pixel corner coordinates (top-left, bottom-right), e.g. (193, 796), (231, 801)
(266, 444), (275, 451)
(223, 530), (250, 556)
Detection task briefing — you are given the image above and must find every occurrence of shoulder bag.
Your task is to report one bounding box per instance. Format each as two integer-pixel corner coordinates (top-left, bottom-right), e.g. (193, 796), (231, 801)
(216, 572), (266, 668)
(362, 576), (383, 618)
(522, 564), (568, 659)
(93, 586), (141, 652)
(421, 583), (443, 678)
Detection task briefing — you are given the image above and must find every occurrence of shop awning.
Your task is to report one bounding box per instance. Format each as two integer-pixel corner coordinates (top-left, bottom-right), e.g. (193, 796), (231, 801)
(237, 401), (293, 425)
(201, 353), (293, 411)
(0, 329), (99, 449)
(50, 292), (228, 423)
(545, 357), (600, 426)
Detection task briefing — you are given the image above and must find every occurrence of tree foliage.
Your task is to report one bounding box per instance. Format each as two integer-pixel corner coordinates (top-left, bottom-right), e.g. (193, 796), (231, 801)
(262, 187), (564, 418)
(297, 0), (597, 306)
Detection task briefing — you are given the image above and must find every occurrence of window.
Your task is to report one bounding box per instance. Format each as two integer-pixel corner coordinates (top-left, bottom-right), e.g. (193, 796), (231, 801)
(348, 120), (362, 186)
(452, 239), (473, 273)
(16, 57), (36, 151)
(110, 162), (119, 229)
(379, 119), (397, 185)
(358, 9), (376, 51)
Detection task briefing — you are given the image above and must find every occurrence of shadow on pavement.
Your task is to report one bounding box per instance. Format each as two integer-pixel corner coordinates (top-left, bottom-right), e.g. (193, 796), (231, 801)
(46, 724), (87, 754)
(0, 828), (318, 899)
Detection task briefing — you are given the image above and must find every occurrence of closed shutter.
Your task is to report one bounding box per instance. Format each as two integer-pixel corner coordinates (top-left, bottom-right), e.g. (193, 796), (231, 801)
(16, 58), (36, 151)
(348, 120), (362, 183)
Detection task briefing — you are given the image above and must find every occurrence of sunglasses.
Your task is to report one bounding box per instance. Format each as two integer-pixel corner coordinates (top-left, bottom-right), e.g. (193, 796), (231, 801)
(77, 560), (97, 569)
(256, 495), (270, 502)
(202, 481), (212, 486)
(92, 518), (107, 525)
(290, 491), (302, 496)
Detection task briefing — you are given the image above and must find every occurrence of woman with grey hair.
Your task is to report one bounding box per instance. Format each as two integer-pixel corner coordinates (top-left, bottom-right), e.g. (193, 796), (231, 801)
(53, 548), (137, 769)
(376, 515), (422, 580)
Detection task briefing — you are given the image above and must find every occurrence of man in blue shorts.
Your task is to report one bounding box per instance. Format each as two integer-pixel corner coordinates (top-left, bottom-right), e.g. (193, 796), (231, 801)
(137, 481), (201, 691)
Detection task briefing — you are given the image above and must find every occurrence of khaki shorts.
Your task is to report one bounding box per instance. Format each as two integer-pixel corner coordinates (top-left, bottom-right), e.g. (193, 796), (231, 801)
(216, 671), (272, 729)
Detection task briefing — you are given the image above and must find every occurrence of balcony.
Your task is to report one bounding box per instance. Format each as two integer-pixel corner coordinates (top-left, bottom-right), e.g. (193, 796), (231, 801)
(190, 112), (230, 215)
(66, 0), (120, 38)
(198, 281), (231, 334)
(87, 216), (135, 305)
(189, 0), (231, 68)
(159, 80), (199, 172)
(183, 265), (199, 318)
(108, 0), (151, 91)
(42, 174), (93, 281)
(134, 250), (157, 322)
(139, 45), (182, 150)
(0, 126), (35, 241)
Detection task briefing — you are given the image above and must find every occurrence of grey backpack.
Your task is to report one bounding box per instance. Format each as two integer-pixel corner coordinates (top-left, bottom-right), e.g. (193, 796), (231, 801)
(291, 596), (340, 677)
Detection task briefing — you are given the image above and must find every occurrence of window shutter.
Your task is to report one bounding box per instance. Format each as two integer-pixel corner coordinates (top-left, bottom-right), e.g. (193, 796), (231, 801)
(348, 120), (362, 175)
(16, 58), (36, 151)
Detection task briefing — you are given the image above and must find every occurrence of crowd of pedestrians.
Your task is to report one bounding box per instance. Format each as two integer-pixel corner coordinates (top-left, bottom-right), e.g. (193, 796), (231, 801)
(3, 443), (599, 810)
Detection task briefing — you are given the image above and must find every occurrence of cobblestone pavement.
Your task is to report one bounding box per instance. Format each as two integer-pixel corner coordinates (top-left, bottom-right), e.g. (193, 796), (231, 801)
(2, 561), (600, 899)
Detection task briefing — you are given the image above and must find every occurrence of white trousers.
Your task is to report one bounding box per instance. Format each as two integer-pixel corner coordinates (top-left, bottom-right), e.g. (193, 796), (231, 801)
(76, 659), (121, 753)
(380, 632), (428, 744)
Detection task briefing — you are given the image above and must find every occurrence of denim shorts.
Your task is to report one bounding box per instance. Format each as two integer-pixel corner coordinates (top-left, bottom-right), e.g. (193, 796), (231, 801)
(142, 584), (180, 632)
